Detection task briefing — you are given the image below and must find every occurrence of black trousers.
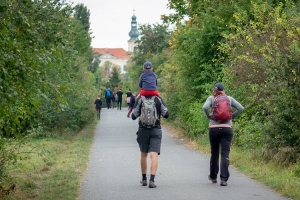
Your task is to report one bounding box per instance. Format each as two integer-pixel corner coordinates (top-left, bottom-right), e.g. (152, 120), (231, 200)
(106, 98), (111, 108)
(117, 100), (122, 110)
(209, 127), (233, 181)
(96, 109), (101, 119)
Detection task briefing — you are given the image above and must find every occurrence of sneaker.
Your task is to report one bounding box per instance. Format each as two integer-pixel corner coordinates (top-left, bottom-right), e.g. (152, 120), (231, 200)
(208, 175), (217, 183)
(148, 181), (157, 188)
(140, 180), (147, 186)
(220, 180), (228, 186)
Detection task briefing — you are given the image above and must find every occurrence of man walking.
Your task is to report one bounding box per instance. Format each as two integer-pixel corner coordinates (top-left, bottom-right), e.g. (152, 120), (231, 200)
(105, 87), (112, 109)
(131, 95), (169, 188)
(116, 89), (123, 110)
(94, 95), (102, 120)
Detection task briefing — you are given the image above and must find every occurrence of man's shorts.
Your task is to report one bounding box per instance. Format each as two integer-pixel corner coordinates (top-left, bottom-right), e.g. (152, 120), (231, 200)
(136, 128), (162, 155)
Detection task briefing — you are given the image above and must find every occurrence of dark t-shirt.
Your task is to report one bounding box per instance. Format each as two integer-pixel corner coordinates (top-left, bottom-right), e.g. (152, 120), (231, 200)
(117, 91), (123, 101)
(94, 99), (102, 110)
(126, 91), (132, 97)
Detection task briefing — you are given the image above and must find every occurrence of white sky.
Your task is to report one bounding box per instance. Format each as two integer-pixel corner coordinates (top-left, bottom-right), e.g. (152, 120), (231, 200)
(68, 0), (173, 50)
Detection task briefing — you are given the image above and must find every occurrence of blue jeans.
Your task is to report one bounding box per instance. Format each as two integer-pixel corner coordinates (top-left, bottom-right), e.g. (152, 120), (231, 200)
(209, 127), (233, 181)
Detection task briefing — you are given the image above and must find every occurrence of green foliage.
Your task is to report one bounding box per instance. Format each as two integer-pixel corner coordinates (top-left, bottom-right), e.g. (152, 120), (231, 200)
(219, 1), (300, 161)
(0, 0), (98, 190)
(73, 3), (91, 31)
(160, 0), (300, 165)
(109, 66), (121, 90)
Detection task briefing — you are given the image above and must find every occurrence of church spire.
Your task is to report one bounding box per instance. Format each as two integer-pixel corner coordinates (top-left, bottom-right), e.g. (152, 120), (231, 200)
(128, 9), (139, 41)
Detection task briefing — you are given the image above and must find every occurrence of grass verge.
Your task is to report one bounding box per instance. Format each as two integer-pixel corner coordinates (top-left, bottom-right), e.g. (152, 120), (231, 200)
(163, 123), (300, 200)
(4, 120), (97, 200)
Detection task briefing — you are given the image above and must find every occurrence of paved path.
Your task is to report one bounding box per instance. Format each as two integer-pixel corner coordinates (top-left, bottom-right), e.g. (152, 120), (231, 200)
(79, 108), (289, 200)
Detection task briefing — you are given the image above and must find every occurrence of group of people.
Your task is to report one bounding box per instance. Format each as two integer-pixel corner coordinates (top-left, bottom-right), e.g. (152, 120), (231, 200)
(94, 61), (244, 188)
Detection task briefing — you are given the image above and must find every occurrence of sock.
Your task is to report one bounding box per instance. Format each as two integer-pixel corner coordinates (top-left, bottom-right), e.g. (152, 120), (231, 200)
(142, 174), (147, 181)
(150, 174), (155, 182)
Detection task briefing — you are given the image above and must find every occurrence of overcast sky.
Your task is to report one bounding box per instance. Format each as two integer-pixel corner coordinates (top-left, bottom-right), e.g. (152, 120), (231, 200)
(68, 0), (173, 50)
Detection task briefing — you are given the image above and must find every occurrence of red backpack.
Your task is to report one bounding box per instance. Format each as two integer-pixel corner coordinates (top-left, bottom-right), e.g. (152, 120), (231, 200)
(212, 94), (232, 122)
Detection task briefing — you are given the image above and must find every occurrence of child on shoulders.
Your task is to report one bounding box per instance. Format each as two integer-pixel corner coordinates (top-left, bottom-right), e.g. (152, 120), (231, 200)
(138, 61), (160, 97)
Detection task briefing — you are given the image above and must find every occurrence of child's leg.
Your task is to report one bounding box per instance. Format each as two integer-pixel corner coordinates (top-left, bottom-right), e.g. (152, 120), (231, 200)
(142, 90), (160, 96)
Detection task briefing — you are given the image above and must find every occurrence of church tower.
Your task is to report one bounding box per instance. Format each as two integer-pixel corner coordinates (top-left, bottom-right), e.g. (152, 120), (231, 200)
(128, 10), (140, 53)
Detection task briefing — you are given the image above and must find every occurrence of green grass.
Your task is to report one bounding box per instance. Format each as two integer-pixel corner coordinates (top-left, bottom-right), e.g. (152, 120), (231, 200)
(3, 120), (300, 200)
(4, 120), (97, 200)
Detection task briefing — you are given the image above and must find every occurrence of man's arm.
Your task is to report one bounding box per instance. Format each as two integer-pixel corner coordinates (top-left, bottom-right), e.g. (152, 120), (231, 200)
(131, 96), (142, 120)
(159, 97), (169, 118)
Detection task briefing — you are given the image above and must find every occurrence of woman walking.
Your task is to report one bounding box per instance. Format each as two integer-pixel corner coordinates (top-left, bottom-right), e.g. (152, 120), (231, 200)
(202, 83), (244, 186)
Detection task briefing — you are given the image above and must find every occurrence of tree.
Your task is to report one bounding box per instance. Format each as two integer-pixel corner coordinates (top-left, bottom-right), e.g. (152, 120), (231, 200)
(109, 66), (121, 90)
(73, 3), (90, 31)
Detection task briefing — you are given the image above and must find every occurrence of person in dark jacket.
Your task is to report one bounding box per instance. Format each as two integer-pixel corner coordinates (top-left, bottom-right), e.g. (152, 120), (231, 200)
(105, 87), (112, 109)
(126, 89), (132, 109)
(111, 93), (116, 109)
(94, 95), (102, 120)
(131, 95), (169, 188)
(116, 89), (123, 110)
(127, 93), (136, 117)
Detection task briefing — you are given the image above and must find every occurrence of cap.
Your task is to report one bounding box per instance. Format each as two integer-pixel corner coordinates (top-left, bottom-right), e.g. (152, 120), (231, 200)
(214, 83), (224, 91)
(143, 61), (153, 69)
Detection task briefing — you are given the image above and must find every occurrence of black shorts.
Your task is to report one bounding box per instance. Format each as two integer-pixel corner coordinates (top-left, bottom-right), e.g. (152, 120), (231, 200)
(136, 128), (162, 155)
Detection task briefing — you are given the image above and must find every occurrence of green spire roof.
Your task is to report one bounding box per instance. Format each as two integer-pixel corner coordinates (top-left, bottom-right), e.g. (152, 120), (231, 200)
(129, 9), (140, 41)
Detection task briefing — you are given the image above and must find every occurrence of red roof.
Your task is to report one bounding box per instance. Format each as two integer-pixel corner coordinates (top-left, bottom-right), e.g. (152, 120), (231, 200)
(93, 48), (131, 59)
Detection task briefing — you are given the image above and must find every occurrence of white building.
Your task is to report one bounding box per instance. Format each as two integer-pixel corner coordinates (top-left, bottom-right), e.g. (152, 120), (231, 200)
(93, 11), (139, 74)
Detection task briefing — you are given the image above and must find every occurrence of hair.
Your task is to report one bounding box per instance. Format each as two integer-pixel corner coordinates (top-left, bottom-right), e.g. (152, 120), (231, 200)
(212, 88), (224, 97)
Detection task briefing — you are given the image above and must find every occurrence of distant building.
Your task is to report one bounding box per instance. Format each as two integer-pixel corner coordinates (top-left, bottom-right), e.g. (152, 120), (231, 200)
(93, 48), (131, 74)
(92, 10), (139, 74)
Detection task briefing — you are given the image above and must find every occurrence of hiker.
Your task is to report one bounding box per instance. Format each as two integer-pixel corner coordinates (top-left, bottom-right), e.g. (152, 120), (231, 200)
(126, 89), (132, 109)
(116, 89), (123, 110)
(202, 83), (244, 186)
(127, 93), (136, 118)
(111, 93), (116, 109)
(105, 87), (112, 109)
(138, 61), (160, 97)
(94, 95), (102, 120)
(131, 95), (169, 188)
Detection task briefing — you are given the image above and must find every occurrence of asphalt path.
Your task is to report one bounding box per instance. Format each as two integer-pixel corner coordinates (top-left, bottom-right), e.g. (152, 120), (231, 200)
(79, 108), (289, 200)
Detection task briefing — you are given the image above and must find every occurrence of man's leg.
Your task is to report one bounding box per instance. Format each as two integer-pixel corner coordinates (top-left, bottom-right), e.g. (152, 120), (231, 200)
(150, 152), (158, 175)
(149, 152), (158, 188)
(140, 152), (148, 186)
(106, 98), (110, 109)
(140, 152), (148, 174)
(119, 100), (122, 110)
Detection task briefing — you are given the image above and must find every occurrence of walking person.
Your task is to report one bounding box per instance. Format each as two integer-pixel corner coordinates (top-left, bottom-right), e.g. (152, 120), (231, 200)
(127, 93), (136, 118)
(116, 89), (123, 110)
(105, 87), (112, 109)
(126, 89), (132, 109)
(94, 95), (102, 120)
(202, 83), (244, 186)
(131, 95), (169, 188)
(111, 93), (116, 109)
